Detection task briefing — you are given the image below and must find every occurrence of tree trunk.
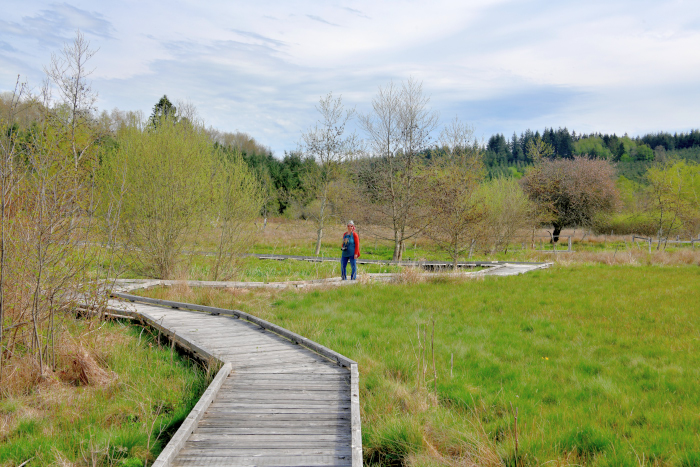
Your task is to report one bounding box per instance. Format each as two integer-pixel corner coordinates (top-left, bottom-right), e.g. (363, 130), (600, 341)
(393, 239), (403, 261)
(314, 227), (323, 256)
(552, 224), (562, 243)
(314, 200), (326, 256)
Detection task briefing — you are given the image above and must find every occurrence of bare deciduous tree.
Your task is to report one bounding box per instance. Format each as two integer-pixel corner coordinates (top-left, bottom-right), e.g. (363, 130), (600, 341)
(44, 30), (100, 182)
(0, 31), (112, 382)
(423, 118), (484, 267)
(298, 93), (358, 255)
(0, 77), (28, 381)
(359, 78), (438, 260)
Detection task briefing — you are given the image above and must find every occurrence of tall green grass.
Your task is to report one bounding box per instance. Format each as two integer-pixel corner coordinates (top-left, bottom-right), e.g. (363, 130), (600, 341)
(143, 264), (700, 466)
(0, 319), (212, 467)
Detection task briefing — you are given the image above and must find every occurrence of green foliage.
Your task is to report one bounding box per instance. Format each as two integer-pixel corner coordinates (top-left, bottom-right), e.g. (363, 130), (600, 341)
(573, 136), (612, 159)
(616, 176), (640, 211)
(479, 177), (535, 253)
(636, 143), (654, 161)
(645, 159), (700, 240)
(101, 116), (214, 278)
(210, 148), (265, 280)
(592, 212), (658, 236)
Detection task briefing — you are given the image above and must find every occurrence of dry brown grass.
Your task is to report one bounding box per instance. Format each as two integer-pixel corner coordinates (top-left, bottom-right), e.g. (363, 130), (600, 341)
(0, 319), (121, 444)
(394, 267), (427, 284)
(526, 247), (700, 266)
(255, 217), (328, 249)
(55, 339), (118, 388)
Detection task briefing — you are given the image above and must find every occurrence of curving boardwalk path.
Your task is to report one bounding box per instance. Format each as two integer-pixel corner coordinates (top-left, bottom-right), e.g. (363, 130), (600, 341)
(100, 257), (549, 466)
(105, 295), (360, 467)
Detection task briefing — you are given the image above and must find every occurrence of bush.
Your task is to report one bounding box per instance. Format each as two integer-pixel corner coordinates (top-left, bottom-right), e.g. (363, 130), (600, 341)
(593, 213), (659, 236)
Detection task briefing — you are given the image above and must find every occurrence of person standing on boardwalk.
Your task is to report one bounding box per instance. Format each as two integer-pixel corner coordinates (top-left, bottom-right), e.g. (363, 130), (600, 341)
(341, 221), (360, 280)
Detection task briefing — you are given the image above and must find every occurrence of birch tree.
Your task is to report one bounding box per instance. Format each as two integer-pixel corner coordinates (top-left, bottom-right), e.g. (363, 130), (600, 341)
(299, 93), (357, 256)
(359, 78), (438, 260)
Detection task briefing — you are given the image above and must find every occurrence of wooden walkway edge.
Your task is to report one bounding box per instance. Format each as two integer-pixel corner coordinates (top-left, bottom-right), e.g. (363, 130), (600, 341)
(101, 292), (362, 467)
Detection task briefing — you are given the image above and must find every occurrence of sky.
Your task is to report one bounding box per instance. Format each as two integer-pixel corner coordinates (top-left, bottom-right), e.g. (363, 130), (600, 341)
(1, 0), (699, 155)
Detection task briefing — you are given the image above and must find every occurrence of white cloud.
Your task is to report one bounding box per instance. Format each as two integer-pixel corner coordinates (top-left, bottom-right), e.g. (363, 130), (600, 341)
(1, 0), (699, 154)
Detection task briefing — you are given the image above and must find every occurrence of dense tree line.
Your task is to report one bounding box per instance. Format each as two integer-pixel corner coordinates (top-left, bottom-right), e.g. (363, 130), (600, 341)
(482, 127), (700, 171)
(2, 32), (697, 264)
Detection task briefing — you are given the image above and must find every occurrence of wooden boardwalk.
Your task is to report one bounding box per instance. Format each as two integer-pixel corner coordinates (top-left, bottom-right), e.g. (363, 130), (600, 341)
(109, 259), (550, 295)
(249, 253), (550, 270)
(99, 257), (549, 465)
(105, 295), (360, 467)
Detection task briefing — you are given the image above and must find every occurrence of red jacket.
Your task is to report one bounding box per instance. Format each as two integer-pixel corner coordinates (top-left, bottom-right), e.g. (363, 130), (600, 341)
(342, 231), (360, 258)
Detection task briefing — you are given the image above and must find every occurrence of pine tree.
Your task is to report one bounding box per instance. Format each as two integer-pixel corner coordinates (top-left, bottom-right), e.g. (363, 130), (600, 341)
(149, 95), (177, 127)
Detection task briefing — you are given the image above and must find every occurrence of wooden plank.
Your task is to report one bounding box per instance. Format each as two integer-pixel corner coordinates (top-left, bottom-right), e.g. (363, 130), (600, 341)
(223, 376), (347, 383)
(221, 375), (350, 382)
(197, 420), (350, 428)
(228, 370), (348, 377)
(223, 348), (329, 359)
(200, 413), (351, 421)
(218, 384), (349, 392)
(204, 409), (351, 416)
(227, 356), (331, 366)
(222, 379), (348, 387)
(209, 400), (350, 408)
(205, 393), (349, 402)
(185, 440), (347, 448)
(189, 433), (350, 442)
(173, 454), (351, 467)
(193, 427), (351, 436)
(177, 447), (352, 456)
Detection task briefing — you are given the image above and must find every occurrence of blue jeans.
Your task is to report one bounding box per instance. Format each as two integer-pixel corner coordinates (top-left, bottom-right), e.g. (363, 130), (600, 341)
(341, 256), (357, 280)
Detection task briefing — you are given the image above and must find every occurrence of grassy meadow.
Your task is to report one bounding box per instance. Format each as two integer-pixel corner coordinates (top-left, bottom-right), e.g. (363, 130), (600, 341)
(140, 264), (700, 466)
(0, 318), (212, 467)
(87, 217), (700, 283)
